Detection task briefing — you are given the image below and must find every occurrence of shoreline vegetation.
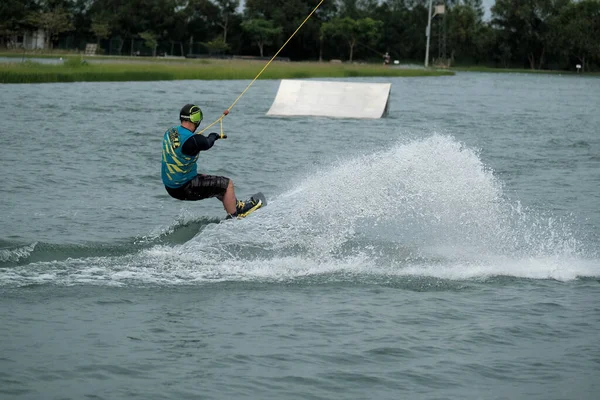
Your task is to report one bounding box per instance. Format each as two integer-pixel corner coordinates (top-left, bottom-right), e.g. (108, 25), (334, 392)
(0, 54), (454, 84)
(1, 54), (597, 84)
(450, 66), (600, 76)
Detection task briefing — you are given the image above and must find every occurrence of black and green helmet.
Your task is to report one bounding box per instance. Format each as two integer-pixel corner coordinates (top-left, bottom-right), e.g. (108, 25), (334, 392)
(180, 104), (203, 124)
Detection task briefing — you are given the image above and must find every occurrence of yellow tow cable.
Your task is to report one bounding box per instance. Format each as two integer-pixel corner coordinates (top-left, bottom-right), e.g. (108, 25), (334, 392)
(198, 0), (326, 137)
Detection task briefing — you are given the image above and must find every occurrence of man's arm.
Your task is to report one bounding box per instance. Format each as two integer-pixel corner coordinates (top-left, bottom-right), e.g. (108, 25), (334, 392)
(181, 132), (222, 156)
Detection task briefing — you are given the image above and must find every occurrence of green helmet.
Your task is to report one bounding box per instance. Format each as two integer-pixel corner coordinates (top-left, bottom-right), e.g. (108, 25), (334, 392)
(180, 104), (203, 124)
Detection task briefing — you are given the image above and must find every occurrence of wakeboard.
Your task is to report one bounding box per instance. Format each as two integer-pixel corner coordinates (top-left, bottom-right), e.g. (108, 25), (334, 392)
(235, 192), (267, 219)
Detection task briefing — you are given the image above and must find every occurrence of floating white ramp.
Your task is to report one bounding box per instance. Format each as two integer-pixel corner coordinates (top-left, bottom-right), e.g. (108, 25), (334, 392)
(267, 79), (391, 119)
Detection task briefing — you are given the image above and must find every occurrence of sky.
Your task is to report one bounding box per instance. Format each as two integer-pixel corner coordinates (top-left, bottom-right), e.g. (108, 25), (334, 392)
(482, 0), (494, 19)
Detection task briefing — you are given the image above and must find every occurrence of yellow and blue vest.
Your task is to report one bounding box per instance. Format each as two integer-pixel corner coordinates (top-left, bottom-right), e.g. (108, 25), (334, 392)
(161, 126), (199, 188)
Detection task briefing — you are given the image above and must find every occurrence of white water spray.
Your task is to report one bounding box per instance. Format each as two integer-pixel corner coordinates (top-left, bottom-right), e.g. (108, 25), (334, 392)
(3, 135), (598, 285)
(144, 134), (595, 281)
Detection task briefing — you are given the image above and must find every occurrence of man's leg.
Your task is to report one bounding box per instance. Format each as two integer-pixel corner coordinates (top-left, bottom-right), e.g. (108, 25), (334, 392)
(180, 175), (260, 217)
(223, 181), (262, 217)
(221, 179), (236, 215)
(181, 174), (236, 215)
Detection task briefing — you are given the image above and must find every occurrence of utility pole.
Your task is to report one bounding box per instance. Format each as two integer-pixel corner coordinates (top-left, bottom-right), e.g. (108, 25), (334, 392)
(425, 1), (445, 68)
(425, 0), (433, 68)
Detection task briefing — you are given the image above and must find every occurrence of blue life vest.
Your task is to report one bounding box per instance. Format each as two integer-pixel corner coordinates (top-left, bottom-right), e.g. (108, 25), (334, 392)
(161, 126), (199, 188)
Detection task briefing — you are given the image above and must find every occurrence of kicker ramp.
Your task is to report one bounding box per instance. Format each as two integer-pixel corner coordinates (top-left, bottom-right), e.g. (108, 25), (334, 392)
(267, 79), (391, 119)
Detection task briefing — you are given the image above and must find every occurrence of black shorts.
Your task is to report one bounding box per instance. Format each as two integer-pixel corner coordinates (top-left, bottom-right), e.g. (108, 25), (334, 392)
(165, 174), (230, 201)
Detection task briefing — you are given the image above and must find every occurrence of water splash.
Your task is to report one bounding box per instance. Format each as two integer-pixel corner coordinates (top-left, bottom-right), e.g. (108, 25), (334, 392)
(136, 134), (597, 282)
(0, 242), (37, 264)
(2, 135), (598, 286)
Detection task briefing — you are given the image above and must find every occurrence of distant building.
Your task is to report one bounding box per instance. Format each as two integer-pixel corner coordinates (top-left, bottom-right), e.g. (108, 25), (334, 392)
(10, 30), (46, 50)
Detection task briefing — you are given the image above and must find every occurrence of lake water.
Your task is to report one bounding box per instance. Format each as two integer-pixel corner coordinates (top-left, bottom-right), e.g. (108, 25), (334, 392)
(0, 56), (64, 65)
(1, 73), (599, 399)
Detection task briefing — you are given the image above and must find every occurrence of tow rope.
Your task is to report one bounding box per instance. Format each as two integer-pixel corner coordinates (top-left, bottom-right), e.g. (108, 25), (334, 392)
(198, 0), (326, 137)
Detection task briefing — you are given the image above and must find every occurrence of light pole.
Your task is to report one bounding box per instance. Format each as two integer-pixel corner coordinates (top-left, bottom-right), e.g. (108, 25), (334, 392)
(424, 1), (445, 68)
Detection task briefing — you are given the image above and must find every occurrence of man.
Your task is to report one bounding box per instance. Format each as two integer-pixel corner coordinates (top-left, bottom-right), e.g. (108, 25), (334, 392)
(161, 103), (262, 218)
(383, 52), (391, 65)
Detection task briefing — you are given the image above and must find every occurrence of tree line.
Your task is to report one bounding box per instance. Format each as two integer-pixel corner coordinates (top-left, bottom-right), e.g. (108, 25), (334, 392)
(1, 0), (599, 71)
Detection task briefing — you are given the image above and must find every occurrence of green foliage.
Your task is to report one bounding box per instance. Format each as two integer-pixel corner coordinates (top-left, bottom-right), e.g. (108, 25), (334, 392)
(20, 59), (42, 68)
(241, 19), (282, 57)
(26, 7), (73, 49)
(204, 38), (230, 54)
(140, 31), (158, 56)
(213, 0), (240, 43)
(63, 56), (88, 68)
(0, 60), (454, 84)
(91, 20), (111, 44)
(0, 0), (39, 39)
(1, 0), (599, 71)
(549, 0), (600, 71)
(322, 17), (383, 62)
(492, 0), (571, 69)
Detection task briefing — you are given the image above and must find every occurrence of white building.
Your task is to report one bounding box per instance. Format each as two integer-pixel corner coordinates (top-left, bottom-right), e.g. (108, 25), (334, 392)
(12, 30), (46, 50)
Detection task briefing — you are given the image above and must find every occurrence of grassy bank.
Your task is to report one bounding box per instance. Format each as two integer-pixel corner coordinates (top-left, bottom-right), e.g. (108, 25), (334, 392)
(0, 58), (453, 83)
(451, 66), (600, 76)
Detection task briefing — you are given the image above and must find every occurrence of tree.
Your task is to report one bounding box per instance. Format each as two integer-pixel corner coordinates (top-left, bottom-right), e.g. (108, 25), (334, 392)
(91, 19), (111, 45)
(244, 0), (332, 60)
(550, 0), (600, 71)
(370, 0), (430, 63)
(88, 0), (138, 54)
(241, 18), (282, 57)
(0, 0), (40, 47)
(213, 0), (239, 44)
(321, 16), (382, 62)
(165, 6), (189, 56)
(492, 0), (570, 69)
(140, 31), (158, 56)
(204, 37), (230, 55)
(28, 8), (73, 49)
(447, 1), (485, 65)
(338, 0), (360, 18)
(185, 0), (220, 52)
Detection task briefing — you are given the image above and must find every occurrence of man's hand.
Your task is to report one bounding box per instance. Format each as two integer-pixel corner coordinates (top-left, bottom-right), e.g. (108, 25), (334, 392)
(208, 132), (227, 140)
